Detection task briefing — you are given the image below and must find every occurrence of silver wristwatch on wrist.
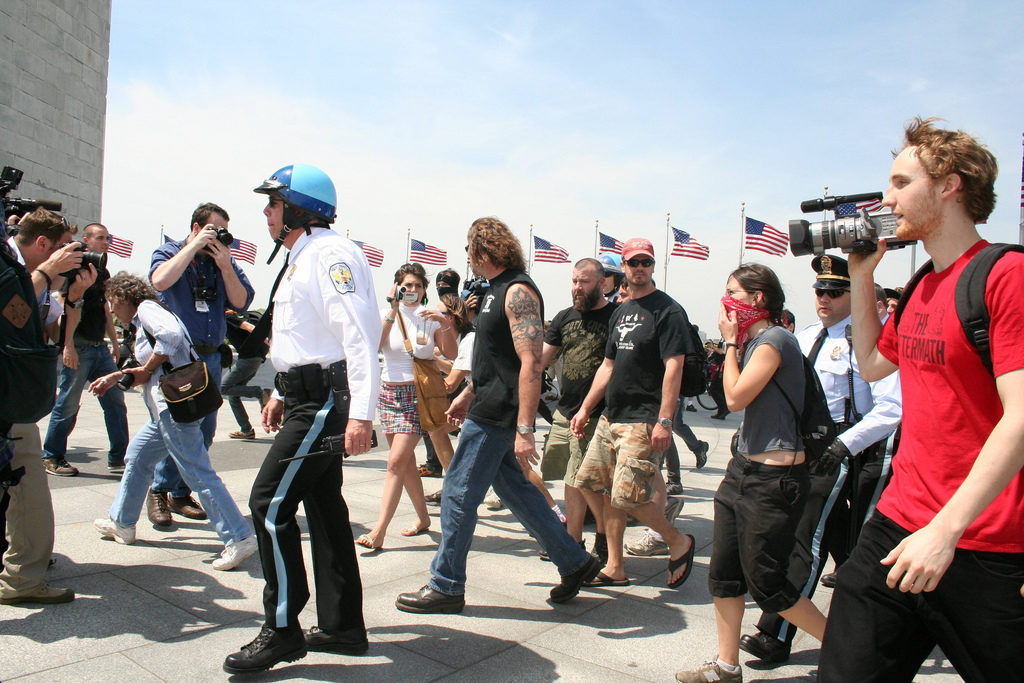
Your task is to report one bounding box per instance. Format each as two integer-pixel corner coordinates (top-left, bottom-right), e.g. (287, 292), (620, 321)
(516, 424), (535, 435)
(657, 417), (673, 430)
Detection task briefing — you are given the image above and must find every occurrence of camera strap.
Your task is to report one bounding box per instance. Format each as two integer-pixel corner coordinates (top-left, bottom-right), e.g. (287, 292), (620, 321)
(392, 308), (416, 357)
(238, 254), (289, 357)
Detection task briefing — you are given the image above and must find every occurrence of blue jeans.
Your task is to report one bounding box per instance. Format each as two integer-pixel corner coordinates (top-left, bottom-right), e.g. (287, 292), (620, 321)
(152, 349), (221, 497)
(221, 356), (265, 432)
(112, 409), (251, 545)
(429, 419), (591, 595)
(43, 343), (129, 465)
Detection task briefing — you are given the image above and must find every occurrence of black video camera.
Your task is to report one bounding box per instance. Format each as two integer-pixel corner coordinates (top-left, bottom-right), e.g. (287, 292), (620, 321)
(1, 166), (63, 221)
(191, 284), (218, 302)
(59, 241), (107, 278)
(789, 192), (916, 256)
(461, 276), (490, 313)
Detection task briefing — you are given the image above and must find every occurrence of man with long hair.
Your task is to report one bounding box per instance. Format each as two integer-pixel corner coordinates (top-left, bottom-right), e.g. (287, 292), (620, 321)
(396, 217), (599, 614)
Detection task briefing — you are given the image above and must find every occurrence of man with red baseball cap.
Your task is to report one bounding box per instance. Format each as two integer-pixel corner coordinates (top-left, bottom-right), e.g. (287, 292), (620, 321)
(569, 237), (698, 589)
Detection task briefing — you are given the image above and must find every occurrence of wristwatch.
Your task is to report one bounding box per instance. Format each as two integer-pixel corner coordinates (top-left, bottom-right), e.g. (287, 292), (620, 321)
(657, 417), (673, 430)
(65, 297), (83, 310)
(516, 424), (535, 435)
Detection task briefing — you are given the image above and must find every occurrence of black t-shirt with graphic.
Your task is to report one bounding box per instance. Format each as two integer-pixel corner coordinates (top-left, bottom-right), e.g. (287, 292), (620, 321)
(544, 302), (618, 417)
(604, 289), (693, 423)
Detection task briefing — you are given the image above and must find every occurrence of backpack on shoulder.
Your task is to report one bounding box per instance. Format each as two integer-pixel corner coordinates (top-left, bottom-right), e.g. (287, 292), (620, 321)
(893, 243), (1024, 376)
(0, 246), (59, 425)
(679, 323), (709, 397)
(771, 355), (838, 462)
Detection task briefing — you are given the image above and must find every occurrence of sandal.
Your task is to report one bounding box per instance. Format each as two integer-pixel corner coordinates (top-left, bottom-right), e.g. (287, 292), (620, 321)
(355, 533), (383, 550)
(667, 534), (696, 588)
(583, 571), (631, 587)
(400, 523), (430, 537)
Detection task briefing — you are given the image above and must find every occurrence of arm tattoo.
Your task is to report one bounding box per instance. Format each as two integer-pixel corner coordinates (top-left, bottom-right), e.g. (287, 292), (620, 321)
(508, 286), (544, 383)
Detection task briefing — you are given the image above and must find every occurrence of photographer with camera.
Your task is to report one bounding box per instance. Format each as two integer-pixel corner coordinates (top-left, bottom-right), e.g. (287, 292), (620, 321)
(144, 203), (254, 527)
(42, 222), (129, 476)
(818, 118), (1024, 682)
(1, 207), (87, 605)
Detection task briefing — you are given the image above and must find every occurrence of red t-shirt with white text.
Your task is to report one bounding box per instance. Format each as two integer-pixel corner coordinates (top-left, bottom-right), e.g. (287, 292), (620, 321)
(876, 240), (1024, 552)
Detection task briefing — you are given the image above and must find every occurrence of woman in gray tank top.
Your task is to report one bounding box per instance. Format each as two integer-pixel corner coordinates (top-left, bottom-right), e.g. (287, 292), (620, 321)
(675, 264), (828, 683)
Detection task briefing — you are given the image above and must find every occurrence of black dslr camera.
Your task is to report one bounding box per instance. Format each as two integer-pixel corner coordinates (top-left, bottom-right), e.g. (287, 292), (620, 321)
(59, 241), (107, 278)
(789, 192), (916, 256)
(213, 226), (233, 246)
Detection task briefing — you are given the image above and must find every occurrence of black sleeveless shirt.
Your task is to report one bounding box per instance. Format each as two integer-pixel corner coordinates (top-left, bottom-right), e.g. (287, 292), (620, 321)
(467, 269), (544, 429)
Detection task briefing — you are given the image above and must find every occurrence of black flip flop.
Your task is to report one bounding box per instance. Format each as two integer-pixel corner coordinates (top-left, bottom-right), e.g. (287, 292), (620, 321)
(583, 571), (631, 587)
(667, 534), (695, 588)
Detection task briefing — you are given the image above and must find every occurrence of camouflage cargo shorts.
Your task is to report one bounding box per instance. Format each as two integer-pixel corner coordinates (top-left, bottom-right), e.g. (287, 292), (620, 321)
(574, 416), (662, 510)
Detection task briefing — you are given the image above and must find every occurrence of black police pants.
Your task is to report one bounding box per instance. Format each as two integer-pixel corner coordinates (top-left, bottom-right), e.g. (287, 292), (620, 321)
(248, 393), (364, 634)
(819, 514), (1024, 683)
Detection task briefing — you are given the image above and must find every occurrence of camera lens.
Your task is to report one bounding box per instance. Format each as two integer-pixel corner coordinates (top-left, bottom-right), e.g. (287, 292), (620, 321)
(214, 226), (234, 246)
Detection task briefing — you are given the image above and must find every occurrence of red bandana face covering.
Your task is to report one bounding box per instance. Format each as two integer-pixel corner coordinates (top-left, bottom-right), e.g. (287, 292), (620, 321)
(720, 295), (770, 344)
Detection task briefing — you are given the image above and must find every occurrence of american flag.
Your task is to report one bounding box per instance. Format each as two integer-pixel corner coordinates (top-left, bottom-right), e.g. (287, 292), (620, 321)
(744, 217), (788, 257)
(108, 234), (134, 258)
(598, 232), (624, 254)
(836, 198), (884, 216)
(670, 228), (709, 261)
(230, 238), (258, 265)
(533, 236), (570, 264)
(410, 238), (447, 265)
(352, 239), (384, 267)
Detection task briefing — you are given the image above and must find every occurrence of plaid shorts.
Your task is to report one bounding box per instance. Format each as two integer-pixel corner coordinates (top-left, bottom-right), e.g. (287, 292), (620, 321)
(574, 416), (662, 510)
(377, 383), (426, 435)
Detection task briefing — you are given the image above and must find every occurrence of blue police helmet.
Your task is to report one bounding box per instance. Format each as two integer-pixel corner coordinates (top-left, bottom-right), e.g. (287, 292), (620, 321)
(254, 164), (337, 223)
(598, 253), (623, 275)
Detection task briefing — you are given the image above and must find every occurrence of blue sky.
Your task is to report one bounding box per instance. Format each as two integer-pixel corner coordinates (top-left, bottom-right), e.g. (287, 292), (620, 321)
(100, 1), (1024, 331)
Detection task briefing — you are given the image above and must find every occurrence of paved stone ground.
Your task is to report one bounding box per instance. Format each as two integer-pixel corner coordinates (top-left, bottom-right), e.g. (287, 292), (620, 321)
(1, 380), (962, 681)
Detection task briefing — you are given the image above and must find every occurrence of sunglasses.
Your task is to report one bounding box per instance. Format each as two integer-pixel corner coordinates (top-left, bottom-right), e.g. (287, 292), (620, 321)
(815, 289), (849, 299)
(625, 258), (654, 268)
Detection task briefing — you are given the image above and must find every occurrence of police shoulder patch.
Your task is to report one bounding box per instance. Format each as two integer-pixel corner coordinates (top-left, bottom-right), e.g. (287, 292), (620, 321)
(329, 262), (355, 293)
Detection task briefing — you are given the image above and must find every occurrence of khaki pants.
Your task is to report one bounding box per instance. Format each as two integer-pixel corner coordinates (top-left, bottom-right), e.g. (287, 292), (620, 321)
(0, 423), (55, 596)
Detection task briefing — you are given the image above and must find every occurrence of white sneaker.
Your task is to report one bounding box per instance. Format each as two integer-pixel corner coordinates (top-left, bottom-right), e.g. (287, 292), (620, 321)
(94, 518), (136, 545)
(483, 489), (503, 510)
(212, 535), (258, 571)
(625, 528), (669, 556)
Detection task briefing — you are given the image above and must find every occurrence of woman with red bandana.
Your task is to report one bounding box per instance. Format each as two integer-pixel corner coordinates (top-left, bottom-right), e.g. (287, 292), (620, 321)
(675, 263), (827, 683)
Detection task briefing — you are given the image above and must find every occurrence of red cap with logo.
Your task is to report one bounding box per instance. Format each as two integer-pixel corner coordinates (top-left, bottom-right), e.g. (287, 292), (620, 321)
(622, 237), (655, 261)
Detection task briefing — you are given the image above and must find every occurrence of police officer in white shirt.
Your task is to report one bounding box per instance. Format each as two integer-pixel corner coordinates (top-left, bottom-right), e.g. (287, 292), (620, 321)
(224, 165), (382, 674)
(741, 254), (902, 665)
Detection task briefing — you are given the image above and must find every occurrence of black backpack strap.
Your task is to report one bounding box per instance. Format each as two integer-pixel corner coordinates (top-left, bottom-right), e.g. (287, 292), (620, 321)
(891, 259), (935, 336)
(954, 243), (1024, 376)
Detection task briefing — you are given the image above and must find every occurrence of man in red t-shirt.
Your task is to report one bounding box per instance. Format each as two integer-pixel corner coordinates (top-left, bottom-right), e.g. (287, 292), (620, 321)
(819, 118), (1024, 682)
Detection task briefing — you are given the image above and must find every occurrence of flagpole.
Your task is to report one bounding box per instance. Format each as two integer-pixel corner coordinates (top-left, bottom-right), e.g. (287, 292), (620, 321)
(1018, 132), (1023, 245)
(663, 212), (671, 289)
(528, 224), (534, 275)
(160, 226), (164, 246)
(739, 203), (745, 266)
(594, 219), (599, 257)
(406, 228), (411, 262)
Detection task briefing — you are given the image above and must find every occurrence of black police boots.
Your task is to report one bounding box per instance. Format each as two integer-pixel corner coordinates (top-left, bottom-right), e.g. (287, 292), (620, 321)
(223, 624), (307, 674)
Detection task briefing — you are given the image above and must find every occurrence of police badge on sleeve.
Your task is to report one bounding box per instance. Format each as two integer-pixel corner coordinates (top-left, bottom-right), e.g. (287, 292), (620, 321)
(329, 262), (355, 293)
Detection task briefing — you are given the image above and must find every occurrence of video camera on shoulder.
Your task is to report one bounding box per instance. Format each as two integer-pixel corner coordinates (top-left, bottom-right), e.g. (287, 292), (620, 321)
(1, 166), (62, 223)
(789, 192), (916, 256)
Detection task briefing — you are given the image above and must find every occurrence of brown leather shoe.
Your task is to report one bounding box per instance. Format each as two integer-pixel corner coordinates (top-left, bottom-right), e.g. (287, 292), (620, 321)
(168, 495), (207, 520)
(146, 491), (172, 527)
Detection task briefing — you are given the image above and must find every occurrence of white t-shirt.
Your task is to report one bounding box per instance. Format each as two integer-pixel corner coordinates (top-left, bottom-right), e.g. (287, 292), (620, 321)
(380, 303), (441, 383)
(452, 330), (475, 381)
